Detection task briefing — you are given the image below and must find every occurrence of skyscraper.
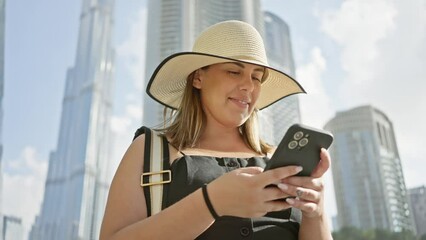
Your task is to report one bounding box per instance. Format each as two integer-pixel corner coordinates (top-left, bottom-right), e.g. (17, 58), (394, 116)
(0, 0), (5, 239)
(30, 0), (115, 239)
(408, 185), (426, 237)
(259, 11), (301, 145)
(324, 105), (415, 232)
(143, 0), (264, 127)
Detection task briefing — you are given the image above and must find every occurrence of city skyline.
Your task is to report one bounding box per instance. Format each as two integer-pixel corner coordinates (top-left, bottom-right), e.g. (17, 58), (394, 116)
(2, 0), (426, 238)
(28, 0), (115, 239)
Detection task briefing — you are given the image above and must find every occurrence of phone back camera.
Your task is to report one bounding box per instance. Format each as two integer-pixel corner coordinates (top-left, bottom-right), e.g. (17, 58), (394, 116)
(293, 131), (304, 140)
(288, 140), (298, 149)
(299, 138), (309, 147)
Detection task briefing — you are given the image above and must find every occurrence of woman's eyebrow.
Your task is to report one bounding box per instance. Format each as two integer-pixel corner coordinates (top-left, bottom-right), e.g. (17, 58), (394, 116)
(227, 62), (265, 72)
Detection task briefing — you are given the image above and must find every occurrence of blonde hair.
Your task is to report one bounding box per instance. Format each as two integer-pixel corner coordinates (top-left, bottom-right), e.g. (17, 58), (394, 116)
(158, 68), (273, 155)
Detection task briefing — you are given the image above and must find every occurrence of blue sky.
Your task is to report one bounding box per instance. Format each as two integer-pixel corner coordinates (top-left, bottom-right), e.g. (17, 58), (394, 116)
(3, 0), (426, 237)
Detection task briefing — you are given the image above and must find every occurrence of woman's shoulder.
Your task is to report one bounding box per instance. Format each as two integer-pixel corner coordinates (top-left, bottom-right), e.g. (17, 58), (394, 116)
(130, 132), (146, 153)
(117, 133), (147, 172)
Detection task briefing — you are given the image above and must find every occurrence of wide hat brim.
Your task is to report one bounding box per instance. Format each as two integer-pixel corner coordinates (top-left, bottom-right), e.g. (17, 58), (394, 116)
(147, 52), (306, 110)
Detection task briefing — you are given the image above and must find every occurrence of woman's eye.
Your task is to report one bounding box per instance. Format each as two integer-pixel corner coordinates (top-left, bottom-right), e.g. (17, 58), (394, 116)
(252, 76), (262, 82)
(228, 71), (240, 75)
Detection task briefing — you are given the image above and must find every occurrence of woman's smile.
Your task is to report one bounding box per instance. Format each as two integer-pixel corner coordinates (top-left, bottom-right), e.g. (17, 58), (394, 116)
(228, 97), (251, 109)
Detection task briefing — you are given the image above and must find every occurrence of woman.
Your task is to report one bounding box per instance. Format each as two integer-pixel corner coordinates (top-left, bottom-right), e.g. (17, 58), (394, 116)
(100, 20), (332, 239)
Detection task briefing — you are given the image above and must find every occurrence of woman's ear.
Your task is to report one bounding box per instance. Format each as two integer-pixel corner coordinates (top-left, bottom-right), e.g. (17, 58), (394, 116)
(192, 69), (202, 89)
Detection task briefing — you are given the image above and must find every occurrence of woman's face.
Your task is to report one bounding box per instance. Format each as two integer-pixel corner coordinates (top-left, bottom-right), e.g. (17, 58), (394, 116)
(193, 62), (264, 128)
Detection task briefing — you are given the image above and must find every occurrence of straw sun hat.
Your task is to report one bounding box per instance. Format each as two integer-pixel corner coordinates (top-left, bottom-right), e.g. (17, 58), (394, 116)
(147, 20), (305, 110)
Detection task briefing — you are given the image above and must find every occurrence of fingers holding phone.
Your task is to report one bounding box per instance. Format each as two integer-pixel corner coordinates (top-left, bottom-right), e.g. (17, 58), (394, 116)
(263, 124), (333, 218)
(277, 173), (326, 218)
(277, 149), (330, 218)
(311, 148), (331, 178)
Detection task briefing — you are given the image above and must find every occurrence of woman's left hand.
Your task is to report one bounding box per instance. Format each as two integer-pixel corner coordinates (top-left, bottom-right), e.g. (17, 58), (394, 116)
(277, 148), (331, 219)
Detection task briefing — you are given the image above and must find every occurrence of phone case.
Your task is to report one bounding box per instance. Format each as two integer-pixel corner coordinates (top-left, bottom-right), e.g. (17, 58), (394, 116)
(264, 123), (334, 176)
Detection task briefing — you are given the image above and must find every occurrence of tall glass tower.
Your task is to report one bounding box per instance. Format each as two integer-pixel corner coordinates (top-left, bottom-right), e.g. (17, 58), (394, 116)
(0, 0), (5, 239)
(259, 11), (300, 145)
(143, 0), (264, 127)
(324, 105), (415, 233)
(30, 0), (115, 239)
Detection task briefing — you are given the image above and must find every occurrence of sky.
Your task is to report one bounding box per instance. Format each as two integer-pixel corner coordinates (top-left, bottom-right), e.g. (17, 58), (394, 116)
(2, 0), (426, 238)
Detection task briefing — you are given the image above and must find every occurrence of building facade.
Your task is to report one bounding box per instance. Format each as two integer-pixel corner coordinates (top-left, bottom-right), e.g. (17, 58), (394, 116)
(30, 0), (115, 239)
(2, 216), (23, 240)
(408, 185), (426, 237)
(143, 0), (264, 127)
(0, 0), (5, 238)
(324, 105), (415, 233)
(259, 11), (300, 145)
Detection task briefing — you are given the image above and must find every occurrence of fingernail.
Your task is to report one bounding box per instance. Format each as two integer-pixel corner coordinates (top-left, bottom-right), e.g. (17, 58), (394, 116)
(296, 166), (303, 172)
(277, 183), (288, 190)
(286, 198), (295, 205)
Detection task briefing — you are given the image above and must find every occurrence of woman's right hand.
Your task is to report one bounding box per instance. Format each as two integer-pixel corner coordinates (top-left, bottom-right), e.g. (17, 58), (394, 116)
(206, 165), (303, 218)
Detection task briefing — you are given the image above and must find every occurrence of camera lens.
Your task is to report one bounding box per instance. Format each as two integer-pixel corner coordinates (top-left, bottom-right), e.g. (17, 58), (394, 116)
(288, 140), (298, 149)
(299, 138), (309, 147)
(294, 131), (304, 140)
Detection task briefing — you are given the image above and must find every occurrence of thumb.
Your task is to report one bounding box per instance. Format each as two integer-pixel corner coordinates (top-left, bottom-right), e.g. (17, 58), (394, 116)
(311, 148), (331, 178)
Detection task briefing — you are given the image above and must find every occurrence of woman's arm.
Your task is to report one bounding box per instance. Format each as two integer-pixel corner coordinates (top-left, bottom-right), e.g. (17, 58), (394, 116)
(99, 134), (215, 240)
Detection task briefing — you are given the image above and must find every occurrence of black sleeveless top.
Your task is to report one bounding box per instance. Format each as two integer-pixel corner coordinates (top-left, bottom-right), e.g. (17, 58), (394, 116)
(166, 154), (301, 239)
(134, 126), (301, 240)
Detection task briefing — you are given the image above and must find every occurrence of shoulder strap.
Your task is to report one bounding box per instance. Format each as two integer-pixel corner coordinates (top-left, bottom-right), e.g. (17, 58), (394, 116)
(134, 126), (171, 216)
(290, 207), (301, 223)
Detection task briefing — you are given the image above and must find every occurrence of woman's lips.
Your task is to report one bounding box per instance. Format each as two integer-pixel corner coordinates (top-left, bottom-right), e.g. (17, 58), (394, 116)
(229, 97), (250, 108)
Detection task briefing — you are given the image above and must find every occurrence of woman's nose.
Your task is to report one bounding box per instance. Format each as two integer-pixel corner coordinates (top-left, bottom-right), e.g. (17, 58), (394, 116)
(239, 73), (255, 92)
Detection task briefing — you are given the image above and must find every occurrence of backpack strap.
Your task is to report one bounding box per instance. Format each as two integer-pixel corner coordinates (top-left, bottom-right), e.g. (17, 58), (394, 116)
(133, 126), (171, 216)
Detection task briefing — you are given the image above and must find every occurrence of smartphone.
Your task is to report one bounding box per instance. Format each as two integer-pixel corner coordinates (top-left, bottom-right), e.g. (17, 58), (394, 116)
(264, 123), (334, 176)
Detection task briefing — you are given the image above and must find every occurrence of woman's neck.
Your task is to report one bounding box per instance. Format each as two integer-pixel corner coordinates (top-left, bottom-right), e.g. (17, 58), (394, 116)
(195, 125), (249, 153)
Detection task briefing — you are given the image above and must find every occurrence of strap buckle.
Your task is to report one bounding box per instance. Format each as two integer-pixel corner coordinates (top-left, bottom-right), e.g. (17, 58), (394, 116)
(140, 170), (172, 187)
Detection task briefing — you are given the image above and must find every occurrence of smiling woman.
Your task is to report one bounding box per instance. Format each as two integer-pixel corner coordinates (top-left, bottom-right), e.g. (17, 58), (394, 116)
(191, 62), (263, 131)
(100, 20), (333, 240)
